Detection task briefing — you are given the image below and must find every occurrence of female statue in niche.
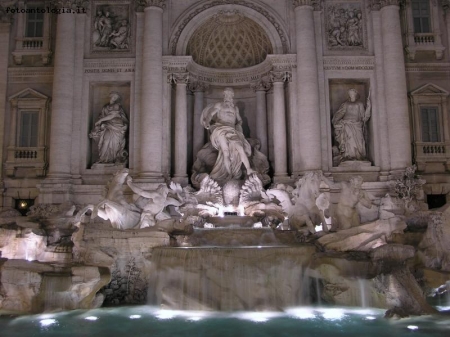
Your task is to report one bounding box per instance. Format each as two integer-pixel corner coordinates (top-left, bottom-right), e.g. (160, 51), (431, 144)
(332, 88), (371, 166)
(89, 91), (129, 165)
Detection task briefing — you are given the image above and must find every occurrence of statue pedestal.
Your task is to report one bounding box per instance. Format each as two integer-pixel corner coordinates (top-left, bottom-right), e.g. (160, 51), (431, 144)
(90, 163), (127, 174)
(331, 161), (380, 182)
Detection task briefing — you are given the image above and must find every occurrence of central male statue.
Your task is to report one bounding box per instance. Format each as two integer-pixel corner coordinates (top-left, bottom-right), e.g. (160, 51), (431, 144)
(201, 87), (257, 182)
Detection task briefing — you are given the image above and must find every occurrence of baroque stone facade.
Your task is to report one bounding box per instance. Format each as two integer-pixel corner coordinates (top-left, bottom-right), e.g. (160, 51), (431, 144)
(0, 0), (448, 210)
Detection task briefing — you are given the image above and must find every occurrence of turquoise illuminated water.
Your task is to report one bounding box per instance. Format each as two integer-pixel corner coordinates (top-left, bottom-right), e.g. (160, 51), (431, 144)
(1, 306), (449, 337)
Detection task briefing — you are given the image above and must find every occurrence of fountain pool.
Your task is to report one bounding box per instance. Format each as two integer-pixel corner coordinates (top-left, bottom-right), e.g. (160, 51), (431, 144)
(1, 306), (449, 337)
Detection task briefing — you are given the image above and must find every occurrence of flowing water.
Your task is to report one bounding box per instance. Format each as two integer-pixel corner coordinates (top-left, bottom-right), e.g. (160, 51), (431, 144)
(1, 306), (449, 337)
(148, 246), (317, 310)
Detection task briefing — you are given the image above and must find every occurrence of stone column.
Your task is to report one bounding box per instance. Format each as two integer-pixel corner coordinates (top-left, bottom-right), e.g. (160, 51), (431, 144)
(189, 81), (208, 162)
(270, 71), (290, 179)
(371, 8), (391, 175)
(47, 2), (76, 179)
(0, 11), (12, 207)
(139, 0), (165, 180)
(251, 80), (270, 156)
(444, 1), (450, 55)
(293, 0), (322, 172)
(171, 72), (189, 185)
(379, 0), (412, 171)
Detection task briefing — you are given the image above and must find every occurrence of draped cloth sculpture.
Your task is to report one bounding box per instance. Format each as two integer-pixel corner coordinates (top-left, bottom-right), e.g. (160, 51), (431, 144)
(193, 87), (270, 187)
(332, 88), (371, 166)
(90, 92), (129, 165)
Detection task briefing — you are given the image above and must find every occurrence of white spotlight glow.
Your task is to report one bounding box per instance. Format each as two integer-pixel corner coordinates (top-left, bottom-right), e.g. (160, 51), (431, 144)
(129, 315), (141, 319)
(40, 319), (57, 327)
(85, 316), (98, 321)
(319, 308), (345, 320)
(285, 308), (316, 319)
(365, 316), (376, 320)
(155, 311), (176, 320)
(407, 325), (419, 330)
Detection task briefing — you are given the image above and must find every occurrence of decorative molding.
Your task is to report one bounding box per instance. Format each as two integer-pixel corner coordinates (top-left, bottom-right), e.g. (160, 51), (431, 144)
(169, 0), (289, 55)
(52, 0), (90, 9)
(168, 72), (189, 84)
(369, 0), (404, 10)
(250, 79), (271, 91)
(405, 62), (450, 72)
(188, 81), (209, 92)
(84, 58), (135, 73)
(162, 56), (192, 73)
(8, 67), (54, 83)
(267, 54), (297, 70)
(323, 56), (374, 70)
(135, 0), (166, 12)
(270, 71), (292, 83)
(292, 0), (323, 10)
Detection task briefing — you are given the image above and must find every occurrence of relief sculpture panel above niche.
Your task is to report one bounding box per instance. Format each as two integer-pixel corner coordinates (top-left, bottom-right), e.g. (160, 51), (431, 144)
(325, 1), (367, 50)
(91, 1), (132, 53)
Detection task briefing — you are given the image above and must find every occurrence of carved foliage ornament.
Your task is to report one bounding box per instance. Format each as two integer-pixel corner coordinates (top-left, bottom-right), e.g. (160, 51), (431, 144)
(135, 0), (166, 11)
(270, 71), (292, 83)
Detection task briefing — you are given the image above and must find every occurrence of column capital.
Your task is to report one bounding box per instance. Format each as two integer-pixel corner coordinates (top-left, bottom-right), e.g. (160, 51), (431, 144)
(250, 80), (271, 92)
(292, 0), (322, 10)
(369, 0), (404, 11)
(135, 0), (166, 12)
(270, 71), (292, 83)
(168, 72), (189, 84)
(188, 80), (209, 93)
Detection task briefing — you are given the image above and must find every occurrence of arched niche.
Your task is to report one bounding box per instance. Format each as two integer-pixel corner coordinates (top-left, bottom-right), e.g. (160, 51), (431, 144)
(170, 3), (289, 58)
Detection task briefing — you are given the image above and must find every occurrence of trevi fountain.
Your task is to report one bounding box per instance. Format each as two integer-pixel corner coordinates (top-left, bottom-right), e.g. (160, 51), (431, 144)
(0, 0), (450, 336)
(0, 87), (449, 336)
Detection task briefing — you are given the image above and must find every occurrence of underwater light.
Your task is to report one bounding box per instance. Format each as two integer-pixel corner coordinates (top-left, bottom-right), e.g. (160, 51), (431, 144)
(236, 312), (281, 323)
(318, 308), (345, 320)
(129, 315), (141, 319)
(285, 308), (316, 319)
(40, 319), (57, 326)
(85, 316), (98, 321)
(365, 316), (376, 320)
(407, 325), (419, 330)
(155, 310), (177, 320)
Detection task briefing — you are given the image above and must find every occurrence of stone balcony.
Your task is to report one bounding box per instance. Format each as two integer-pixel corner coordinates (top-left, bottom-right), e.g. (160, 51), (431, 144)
(414, 142), (450, 171)
(5, 146), (47, 177)
(12, 37), (51, 65)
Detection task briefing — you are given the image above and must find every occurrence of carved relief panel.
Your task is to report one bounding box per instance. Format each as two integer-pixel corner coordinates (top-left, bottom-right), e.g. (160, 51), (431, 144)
(91, 1), (133, 54)
(325, 0), (367, 50)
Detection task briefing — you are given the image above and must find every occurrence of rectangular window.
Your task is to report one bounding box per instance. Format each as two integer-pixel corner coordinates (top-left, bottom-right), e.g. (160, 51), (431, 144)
(421, 107), (440, 142)
(19, 111), (39, 147)
(25, 7), (44, 38)
(412, 0), (431, 33)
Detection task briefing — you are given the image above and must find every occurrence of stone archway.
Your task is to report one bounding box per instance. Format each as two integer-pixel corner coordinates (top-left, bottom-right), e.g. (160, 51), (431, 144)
(169, 1), (289, 57)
